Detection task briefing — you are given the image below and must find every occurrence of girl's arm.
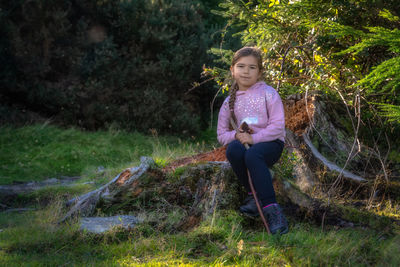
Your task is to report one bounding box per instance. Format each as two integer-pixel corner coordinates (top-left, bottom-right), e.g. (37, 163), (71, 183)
(217, 99), (236, 146)
(251, 90), (285, 144)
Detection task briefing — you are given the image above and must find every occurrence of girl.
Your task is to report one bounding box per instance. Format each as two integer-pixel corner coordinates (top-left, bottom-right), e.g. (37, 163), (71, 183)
(217, 46), (288, 235)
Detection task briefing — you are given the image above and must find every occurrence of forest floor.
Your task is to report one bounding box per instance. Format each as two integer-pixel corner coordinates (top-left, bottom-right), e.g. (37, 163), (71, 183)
(0, 124), (399, 266)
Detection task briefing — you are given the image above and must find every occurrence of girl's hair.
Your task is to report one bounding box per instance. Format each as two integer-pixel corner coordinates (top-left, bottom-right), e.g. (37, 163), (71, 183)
(229, 46), (263, 127)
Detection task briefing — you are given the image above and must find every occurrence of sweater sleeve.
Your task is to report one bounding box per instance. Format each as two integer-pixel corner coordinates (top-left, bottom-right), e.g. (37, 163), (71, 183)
(217, 98), (236, 146)
(251, 89), (285, 144)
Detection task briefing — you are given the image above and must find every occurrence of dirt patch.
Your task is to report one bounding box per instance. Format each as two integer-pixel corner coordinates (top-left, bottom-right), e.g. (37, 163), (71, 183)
(163, 147), (227, 172)
(284, 96), (315, 135)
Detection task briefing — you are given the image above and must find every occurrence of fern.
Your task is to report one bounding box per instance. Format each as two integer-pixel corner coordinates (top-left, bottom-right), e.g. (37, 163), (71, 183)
(356, 57), (400, 96)
(375, 103), (400, 122)
(333, 10), (400, 123)
(333, 27), (400, 56)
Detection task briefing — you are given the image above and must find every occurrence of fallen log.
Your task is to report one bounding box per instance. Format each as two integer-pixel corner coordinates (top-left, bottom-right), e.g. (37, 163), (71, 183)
(0, 176), (81, 198)
(60, 157), (154, 223)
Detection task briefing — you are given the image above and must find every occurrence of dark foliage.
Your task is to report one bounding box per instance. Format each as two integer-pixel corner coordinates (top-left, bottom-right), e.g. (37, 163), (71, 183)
(0, 0), (224, 134)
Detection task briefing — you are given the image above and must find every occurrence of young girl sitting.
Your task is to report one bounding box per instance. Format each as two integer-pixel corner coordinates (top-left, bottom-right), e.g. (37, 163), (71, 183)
(217, 46), (288, 235)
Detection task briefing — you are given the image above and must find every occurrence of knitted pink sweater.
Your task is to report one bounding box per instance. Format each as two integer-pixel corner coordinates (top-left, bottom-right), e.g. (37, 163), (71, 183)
(217, 81), (285, 146)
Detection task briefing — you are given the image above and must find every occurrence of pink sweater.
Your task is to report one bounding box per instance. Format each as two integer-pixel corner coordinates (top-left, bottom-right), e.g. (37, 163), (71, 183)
(217, 81), (285, 146)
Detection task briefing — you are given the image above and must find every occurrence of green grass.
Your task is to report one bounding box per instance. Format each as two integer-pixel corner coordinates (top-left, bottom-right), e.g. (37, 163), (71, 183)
(0, 123), (217, 185)
(1, 207), (399, 266)
(0, 123), (218, 205)
(1, 123), (399, 266)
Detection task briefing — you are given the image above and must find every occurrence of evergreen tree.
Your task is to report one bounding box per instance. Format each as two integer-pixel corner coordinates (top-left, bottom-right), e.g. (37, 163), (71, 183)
(211, 0), (400, 140)
(331, 9), (400, 122)
(0, 0), (224, 134)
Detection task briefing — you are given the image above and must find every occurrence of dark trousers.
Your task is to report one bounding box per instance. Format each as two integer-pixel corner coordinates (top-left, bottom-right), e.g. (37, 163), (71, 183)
(226, 139), (284, 206)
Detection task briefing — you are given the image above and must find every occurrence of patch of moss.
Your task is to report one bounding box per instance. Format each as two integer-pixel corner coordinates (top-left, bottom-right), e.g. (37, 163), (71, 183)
(335, 204), (395, 231)
(388, 150), (400, 164)
(169, 165), (191, 180)
(274, 150), (298, 180)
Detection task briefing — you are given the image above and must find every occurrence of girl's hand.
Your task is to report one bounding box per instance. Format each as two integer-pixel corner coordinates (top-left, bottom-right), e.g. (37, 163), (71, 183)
(235, 132), (254, 145)
(239, 123), (254, 134)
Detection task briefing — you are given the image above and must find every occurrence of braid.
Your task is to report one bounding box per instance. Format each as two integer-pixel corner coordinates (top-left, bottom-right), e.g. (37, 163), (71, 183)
(229, 81), (240, 129)
(228, 46), (263, 130)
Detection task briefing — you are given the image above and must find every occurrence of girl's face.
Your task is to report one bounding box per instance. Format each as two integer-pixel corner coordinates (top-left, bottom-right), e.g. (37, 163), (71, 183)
(231, 55), (261, 91)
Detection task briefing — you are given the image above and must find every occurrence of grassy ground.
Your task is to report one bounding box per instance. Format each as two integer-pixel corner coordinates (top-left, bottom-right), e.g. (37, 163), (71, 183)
(1, 124), (399, 266)
(0, 123), (216, 185)
(1, 207), (399, 266)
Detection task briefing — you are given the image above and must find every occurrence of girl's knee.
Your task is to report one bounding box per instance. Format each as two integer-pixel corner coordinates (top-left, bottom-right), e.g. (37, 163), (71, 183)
(226, 140), (245, 161)
(244, 148), (263, 165)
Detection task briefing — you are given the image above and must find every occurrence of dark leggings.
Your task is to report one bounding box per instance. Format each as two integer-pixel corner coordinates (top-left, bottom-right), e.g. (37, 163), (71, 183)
(226, 139), (284, 207)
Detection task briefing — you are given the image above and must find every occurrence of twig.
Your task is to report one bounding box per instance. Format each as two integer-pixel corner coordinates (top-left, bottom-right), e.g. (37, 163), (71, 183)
(364, 103), (390, 183)
(2, 208), (36, 213)
(367, 174), (381, 210)
(329, 90), (362, 193)
(304, 87), (339, 157)
(185, 77), (215, 95)
(277, 45), (310, 91)
(210, 86), (224, 129)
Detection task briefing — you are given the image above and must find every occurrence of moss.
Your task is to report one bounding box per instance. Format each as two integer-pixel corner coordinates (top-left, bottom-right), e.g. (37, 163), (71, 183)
(311, 135), (320, 150)
(388, 150), (400, 163)
(335, 204), (395, 231)
(170, 165), (191, 180)
(274, 150), (298, 180)
(153, 158), (168, 168)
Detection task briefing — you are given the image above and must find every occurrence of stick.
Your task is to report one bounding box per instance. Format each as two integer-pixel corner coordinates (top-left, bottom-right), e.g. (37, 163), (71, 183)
(230, 118), (271, 234)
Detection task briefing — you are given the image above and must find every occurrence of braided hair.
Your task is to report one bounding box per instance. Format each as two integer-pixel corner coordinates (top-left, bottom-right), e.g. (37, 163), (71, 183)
(229, 47), (263, 128)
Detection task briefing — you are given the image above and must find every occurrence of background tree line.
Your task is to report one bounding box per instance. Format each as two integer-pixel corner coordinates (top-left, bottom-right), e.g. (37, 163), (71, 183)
(0, 0), (227, 135)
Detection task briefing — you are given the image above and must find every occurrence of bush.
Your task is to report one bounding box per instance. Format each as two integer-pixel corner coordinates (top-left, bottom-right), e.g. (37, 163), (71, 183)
(0, 0), (218, 135)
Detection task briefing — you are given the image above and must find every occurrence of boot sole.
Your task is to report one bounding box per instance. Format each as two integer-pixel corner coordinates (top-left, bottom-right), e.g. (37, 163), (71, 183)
(271, 226), (289, 235)
(239, 207), (259, 217)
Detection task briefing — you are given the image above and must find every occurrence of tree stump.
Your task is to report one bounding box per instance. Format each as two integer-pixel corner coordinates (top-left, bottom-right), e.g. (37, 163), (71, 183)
(60, 93), (395, 231)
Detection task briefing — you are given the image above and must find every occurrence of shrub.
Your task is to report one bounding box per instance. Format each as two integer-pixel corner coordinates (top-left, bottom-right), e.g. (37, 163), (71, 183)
(0, 0), (219, 135)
